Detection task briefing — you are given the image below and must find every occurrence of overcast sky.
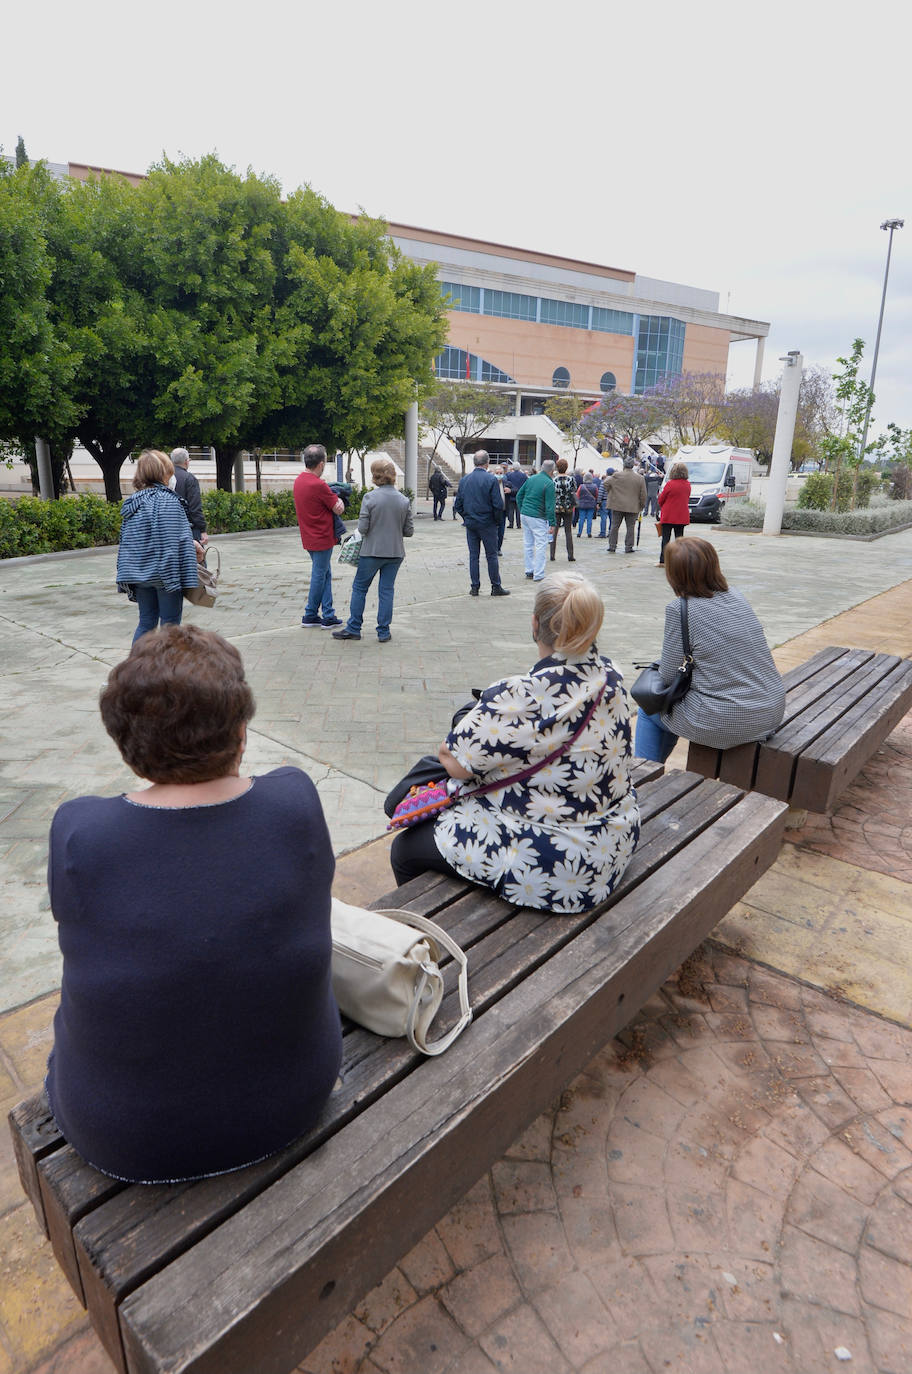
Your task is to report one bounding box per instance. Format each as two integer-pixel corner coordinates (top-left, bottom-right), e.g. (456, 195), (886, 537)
(7, 0), (910, 435)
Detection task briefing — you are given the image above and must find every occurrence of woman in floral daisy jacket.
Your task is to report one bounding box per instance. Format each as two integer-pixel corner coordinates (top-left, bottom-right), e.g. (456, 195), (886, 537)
(389, 573), (640, 913)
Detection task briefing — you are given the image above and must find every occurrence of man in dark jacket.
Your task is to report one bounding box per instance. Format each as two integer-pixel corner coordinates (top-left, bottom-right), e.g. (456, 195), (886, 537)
(453, 451), (510, 597)
(170, 448), (208, 546)
(502, 462), (527, 528)
(428, 464), (452, 520)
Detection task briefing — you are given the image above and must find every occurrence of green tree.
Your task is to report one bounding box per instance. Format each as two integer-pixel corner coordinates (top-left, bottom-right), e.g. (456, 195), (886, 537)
(652, 371), (727, 446)
(581, 390), (668, 455)
(421, 381), (512, 473)
(544, 394), (589, 460)
(819, 339), (874, 508)
(267, 196), (446, 458)
(0, 160), (80, 487)
(15, 136), (28, 168)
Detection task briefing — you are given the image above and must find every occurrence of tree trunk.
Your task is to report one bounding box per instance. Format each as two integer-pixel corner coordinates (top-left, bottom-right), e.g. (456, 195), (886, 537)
(80, 437), (133, 502)
(214, 447), (240, 491)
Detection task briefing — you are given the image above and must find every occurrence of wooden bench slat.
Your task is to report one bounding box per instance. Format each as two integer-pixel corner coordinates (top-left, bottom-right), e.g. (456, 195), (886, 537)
(39, 1144), (125, 1304)
(754, 653), (901, 801)
(7, 1094), (61, 1236)
(68, 771), (727, 1360)
(116, 791), (787, 1374)
(790, 660), (912, 812)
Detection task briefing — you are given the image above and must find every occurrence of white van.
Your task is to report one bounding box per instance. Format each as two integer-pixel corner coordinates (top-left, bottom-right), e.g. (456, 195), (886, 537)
(667, 445), (753, 523)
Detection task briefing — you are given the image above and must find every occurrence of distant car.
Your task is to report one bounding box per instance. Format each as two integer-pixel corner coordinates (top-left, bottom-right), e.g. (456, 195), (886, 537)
(796, 463), (820, 474)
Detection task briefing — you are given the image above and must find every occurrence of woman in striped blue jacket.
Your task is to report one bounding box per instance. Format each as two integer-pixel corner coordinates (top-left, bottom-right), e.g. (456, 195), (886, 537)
(116, 450), (201, 643)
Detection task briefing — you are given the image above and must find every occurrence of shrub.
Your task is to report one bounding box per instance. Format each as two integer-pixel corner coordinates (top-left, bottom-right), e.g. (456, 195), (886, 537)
(720, 498), (912, 536)
(0, 494), (122, 559)
(0, 485), (371, 559)
(890, 467), (912, 501)
(797, 473), (833, 510)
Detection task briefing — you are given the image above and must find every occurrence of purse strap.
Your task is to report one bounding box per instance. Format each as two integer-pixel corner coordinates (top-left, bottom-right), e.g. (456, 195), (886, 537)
(678, 598), (693, 669)
(463, 674), (608, 802)
(373, 908), (472, 1055)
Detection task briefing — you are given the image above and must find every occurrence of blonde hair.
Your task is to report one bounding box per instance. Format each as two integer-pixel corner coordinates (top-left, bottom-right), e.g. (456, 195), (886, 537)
(133, 450), (174, 490)
(668, 462), (689, 481)
(534, 573), (604, 657)
(370, 457), (397, 486)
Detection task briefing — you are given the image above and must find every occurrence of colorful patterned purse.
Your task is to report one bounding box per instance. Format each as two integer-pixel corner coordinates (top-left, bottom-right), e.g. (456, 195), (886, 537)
(387, 780), (455, 830)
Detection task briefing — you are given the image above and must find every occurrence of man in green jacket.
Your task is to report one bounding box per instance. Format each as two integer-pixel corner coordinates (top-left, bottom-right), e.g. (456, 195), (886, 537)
(516, 459), (556, 581)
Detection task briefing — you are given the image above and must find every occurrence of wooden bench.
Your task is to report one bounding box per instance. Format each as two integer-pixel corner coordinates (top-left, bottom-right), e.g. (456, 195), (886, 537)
(686, 645), (912, 814)
(9, 766), (787, 1374)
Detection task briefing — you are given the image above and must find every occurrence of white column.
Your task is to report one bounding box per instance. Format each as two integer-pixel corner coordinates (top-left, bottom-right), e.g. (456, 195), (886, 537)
(35, 438), (55, 500)
(763, 352), (803, 536)
(405, 401), (419, 510)
(233, 452), (246, 492)
(753, 337), (766, 389)
(534, 436), (542, 471)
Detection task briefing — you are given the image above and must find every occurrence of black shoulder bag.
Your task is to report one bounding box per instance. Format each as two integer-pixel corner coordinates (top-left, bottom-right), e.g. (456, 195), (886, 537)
(630, 599), (693, 716)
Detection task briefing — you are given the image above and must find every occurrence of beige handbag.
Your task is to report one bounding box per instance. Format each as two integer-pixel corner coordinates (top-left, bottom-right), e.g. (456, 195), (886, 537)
(330, 897), (472, 1055)
(184, 547), (220, 607)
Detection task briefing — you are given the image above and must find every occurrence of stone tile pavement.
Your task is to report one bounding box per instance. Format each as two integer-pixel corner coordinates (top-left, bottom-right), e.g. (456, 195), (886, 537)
(1, 516), (912, 1372)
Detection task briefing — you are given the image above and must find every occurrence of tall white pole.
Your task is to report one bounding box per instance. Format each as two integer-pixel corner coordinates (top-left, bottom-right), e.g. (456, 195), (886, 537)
(763, 352), (803, 536)
(405, 401), (419, 511)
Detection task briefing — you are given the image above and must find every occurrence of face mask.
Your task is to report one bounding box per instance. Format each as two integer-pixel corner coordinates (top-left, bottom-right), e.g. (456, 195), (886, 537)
(167, 475), (177, 490)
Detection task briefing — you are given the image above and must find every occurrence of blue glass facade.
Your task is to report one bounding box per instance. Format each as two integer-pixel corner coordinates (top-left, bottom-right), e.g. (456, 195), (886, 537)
(633, 315), (686, 393)
(439, 281), (687, 393)
(434, 346), (515, 384)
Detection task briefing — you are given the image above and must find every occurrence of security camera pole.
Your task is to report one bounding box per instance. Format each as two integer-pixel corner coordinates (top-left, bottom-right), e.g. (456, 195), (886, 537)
(763, 352), (804, 536)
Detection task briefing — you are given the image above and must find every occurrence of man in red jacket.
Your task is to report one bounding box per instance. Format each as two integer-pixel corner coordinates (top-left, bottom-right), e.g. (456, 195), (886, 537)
(293, 445), (345, 627)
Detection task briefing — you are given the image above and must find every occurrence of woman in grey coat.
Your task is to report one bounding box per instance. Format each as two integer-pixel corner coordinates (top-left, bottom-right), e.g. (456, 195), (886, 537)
(634, 538), (785, 761)
(333, 458), (413, 643)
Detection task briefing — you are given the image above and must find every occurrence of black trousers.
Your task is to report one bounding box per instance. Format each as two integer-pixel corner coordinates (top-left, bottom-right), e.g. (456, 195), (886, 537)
(390, 819), (464, 886)
(550, 510), (575, 560)
(659, 523), (686, 563)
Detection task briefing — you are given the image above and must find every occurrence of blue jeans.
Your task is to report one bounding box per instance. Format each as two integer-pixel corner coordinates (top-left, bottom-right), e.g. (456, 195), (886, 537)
(598, 506), (611, 536)
(465, 522), (502, 589)
(133, 585), (184, 643)
(345, 555), (402, 638)
(634, 709), (679, 762)
(577, 508), (594, 537)
(521, 514), (551, 580)
(304, 547), (334, 619)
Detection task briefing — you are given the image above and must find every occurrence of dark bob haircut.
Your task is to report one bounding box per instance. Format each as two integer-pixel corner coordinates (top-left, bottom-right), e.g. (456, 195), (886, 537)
(100, 625), (255, 784)
(664, 537), (729, 599)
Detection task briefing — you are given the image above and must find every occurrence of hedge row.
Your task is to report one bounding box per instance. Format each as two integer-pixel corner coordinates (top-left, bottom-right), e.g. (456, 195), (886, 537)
(721, 499), (912, 535)
(0, 488), (368, 559)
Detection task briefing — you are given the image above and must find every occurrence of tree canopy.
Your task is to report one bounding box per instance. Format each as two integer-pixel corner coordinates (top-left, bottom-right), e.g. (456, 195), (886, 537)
(420, 381), (512, 472)
(0, 155), (447, 498)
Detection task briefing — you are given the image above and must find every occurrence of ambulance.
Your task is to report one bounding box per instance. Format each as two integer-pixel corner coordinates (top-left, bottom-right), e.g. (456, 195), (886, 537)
(667, 444), (753, 523)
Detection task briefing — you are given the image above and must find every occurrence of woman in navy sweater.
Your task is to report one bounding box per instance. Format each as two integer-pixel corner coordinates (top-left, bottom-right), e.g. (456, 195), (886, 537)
(45, 625), (342, 1183)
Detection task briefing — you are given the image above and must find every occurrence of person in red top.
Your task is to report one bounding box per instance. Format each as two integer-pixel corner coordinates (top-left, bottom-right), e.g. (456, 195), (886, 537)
(293, 444), (346, 627)
(656, 462), (691, 567)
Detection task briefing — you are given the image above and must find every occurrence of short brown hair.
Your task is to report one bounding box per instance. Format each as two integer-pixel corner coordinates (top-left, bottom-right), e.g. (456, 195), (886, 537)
(100, 625), (256, 783)
(370, 457), (397, 486)
(668, 462), (689, 481)
(555, 457), (568, 473)
(664, 537), (729, 598)
(133, 450), (173, 490)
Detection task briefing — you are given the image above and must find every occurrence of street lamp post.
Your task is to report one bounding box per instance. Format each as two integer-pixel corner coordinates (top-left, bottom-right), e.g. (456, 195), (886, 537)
(858, 218), (904, 461)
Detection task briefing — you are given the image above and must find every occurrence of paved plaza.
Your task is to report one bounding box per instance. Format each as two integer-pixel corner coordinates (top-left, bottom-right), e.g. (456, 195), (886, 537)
(1, 510), (911, 1372)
